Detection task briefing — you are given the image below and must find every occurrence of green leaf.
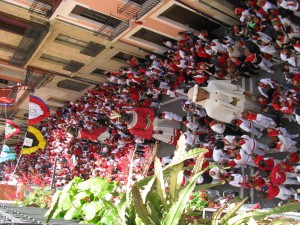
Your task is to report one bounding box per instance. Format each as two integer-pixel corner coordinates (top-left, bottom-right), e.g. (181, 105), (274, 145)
(64, 205), (81, 220)
(146, 192), (163, 219)
(219, 197), (248, 225)
(192, 152), (205, 175)
(168, 163), (183, 204)
(59, 192), (72, 210)
(132, 185), (152, 225)
(163, 148), (208, 171)
(141, 177), (155, 204)
(154, 157), (167, 208)
(228, 202), (300, 225)
(45, 191), (61, 223)
(101, 199), (126, 225)
(146, 201), (161, 225)
(163, 170), (205, 225)
(82, 201), (103, 221)
(194, 181), (225, 192)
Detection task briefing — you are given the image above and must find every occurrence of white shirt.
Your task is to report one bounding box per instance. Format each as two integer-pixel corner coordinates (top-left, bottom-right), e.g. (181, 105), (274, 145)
(229, 174), (244, 187)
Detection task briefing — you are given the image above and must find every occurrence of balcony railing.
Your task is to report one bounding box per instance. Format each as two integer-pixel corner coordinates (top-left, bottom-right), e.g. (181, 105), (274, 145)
(117, 0), (161, 20)
(63, 60), (85, 73)
(9, 23), (49, 67)
(94, 20), (129, 41)
(80, 42), (105, 57)
(29, 0), (62, 18)
(24, 68), (50, 91)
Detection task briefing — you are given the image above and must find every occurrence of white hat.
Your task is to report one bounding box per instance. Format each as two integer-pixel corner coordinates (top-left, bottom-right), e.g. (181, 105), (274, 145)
(187, 85), (199, 103)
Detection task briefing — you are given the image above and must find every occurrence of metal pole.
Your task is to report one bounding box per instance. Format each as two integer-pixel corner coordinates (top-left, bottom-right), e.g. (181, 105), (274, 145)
(9, 154), (22, 181)
(50, 155), (59, 190)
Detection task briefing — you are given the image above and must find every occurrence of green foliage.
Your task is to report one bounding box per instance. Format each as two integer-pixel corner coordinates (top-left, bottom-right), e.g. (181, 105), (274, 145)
(187, 191), (209, 212)
(45, 177), (121, 225)
(227, 202), (300, 225)
(18, 187), (54, 208)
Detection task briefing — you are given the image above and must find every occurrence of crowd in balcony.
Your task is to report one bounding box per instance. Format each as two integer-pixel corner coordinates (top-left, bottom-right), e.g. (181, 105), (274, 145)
(2, 0), (300, 202)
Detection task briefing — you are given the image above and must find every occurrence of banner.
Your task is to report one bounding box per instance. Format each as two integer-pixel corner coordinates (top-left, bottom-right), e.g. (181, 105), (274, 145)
(22, 126), (46, 155)
(0, 145), (16, 163)
(28, 95), (50, 125)
(4, 119), (20, 140)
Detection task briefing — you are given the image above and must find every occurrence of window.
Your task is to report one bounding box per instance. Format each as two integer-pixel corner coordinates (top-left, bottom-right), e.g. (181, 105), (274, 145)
(54, 35), (105, 57)
(90, 68), (107, 76)
(54, 34), (89, 49)
(132, 28), (176, 47)
(159, 5), (222, 31)
(40, 54), (69, 66)
(0, 42), (17, 53)
(57, 80), (90, 92)
(47, 97), (67, 104)
(112, 52), (132, 61)
(40, 55), (84, 72)
(71, 5), (122, 28)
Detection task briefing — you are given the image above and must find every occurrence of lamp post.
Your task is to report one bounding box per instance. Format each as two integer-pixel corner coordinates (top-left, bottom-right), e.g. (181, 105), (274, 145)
(50, 156), (68, 190)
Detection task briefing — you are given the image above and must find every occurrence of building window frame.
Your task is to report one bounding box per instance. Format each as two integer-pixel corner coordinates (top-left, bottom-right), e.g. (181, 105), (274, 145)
(40, 54), (69, 67)
(90, 68), (107, 77)
(47, 97), (67, 105)
(70, 5), (122, 28)
(57, 80), (90, 92)
(123, 26), (176, 54)
(54, 34), (89, 50)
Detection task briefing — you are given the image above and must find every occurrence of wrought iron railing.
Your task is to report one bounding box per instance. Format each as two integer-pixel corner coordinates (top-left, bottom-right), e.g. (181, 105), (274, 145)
(80, 42), (105, 57)
(136, 0), (161, 19)
(9, 23), (49, 67)
(117, 0), (161, 20)
(63, 60), (85, 73)
(94, 20), (129, 41)
(28, 0), (62, 18)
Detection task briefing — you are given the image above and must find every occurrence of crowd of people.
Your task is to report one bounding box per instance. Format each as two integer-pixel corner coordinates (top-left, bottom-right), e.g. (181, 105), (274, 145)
(2, 0), (300, 202)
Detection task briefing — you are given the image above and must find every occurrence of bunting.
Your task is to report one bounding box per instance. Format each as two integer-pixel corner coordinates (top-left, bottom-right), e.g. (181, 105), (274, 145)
(28, 95), (50, 125)
(4, 119), (20, 140)
(22, 126), (46, 155)
(0, 145), (16, 163)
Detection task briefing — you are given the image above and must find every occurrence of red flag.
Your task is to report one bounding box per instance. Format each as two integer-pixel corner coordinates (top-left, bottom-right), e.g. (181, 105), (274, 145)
(4, 119), (20, 140)
(28, 95), (50, 125)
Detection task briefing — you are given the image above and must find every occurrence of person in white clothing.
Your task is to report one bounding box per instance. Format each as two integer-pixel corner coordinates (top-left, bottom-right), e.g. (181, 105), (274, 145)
(234, 149), (257, 167)
(222, 135), (237, 150)
(234, 135), (269, 155)
(187, 81), (262, 124)
(271, 135), (300, 152)
(243, 112), (277, 130)
(209, 120), (226, 134)
(232, 118), (263, 137)
(209, 166), (226, 180)
(157, 111), (182, 122)
(212, 141), (230, 163)
(256, 78), (279, 99)
(225, 173), (245, 187)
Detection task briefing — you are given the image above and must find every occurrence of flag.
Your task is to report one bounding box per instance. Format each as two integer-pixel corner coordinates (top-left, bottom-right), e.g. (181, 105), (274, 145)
(28, 95), (50, 125)
(0, 145), (16, 163)
(4, 119), (20, 140)
(0, 85), (21, 106)
(22, 126), (46, 155)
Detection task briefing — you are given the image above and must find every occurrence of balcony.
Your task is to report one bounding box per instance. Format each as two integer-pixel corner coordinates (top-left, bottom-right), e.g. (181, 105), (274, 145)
(80, 42), (105, 57)
(117, 0), (161, 20)
(9, 23), (49, 67)
(29, 0), (62, 18)
(93, 20), (129, 41)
